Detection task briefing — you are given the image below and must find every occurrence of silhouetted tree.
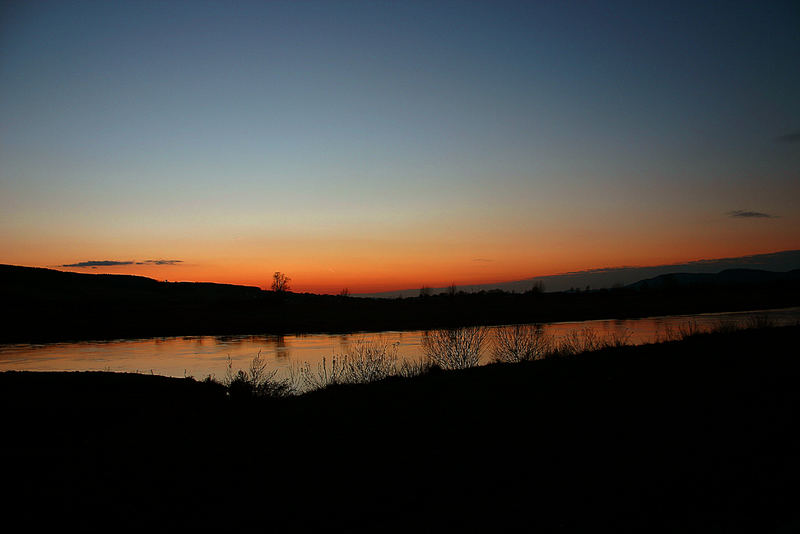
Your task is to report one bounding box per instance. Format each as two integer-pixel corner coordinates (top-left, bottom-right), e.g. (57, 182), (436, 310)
(446, 283), (457, 297)
(339, 287), (350, 297)
(527, 281), (545, 295)
(271, 272), (291, 293)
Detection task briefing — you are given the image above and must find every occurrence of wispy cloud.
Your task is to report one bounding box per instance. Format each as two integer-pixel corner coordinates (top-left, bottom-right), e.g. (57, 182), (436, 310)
(61, 259), (183, 268)
(472, 258), (493, 263)
(61, 260), (135, 268)
(138, 259), (183, 265)
(727, 210), (777, 219)
(776, 131), (800, 143)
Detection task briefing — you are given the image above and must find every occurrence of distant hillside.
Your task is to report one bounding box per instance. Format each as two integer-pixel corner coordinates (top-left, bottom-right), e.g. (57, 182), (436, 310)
(628, 268), (800, 290)
(0, 264), (263, 302)
(356, 250), (800, 297)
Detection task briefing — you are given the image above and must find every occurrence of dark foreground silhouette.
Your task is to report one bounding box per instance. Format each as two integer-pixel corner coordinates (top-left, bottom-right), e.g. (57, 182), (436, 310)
(2, 325), (799, 531)
(2, 263), (800, 343)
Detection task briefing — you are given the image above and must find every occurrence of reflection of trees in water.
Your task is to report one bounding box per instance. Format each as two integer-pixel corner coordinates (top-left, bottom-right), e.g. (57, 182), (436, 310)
(275, 335), (289, 358)
(264, 335), (290, 359)
(609, 319), (632, 343)
(214, 335), (247, 345)
(337, 334), (351, 352)
(213, 335), (274, 346)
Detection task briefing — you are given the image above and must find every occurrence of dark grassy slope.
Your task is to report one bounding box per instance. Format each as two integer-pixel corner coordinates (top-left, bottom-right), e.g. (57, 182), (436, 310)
(2, 326), (799, 531)
(2, 264), (800, 343)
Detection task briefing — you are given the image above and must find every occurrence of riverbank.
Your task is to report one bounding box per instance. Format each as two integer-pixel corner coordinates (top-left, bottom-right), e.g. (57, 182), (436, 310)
(3, 325), (799, 531)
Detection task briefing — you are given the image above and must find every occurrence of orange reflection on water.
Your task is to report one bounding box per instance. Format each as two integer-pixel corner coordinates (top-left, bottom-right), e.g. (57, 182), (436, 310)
(1, 307), (798, 379)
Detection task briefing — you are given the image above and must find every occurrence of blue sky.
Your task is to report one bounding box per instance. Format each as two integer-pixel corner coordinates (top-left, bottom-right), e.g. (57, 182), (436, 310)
(1, 0), (798, 292)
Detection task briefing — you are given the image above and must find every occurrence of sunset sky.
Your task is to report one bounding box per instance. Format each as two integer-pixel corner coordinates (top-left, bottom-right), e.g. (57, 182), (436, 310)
(1, 0), (798, 293)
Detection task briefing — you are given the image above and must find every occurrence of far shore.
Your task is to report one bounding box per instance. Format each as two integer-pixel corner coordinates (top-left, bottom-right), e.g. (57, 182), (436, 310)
(4, 262), (799, 345)
(4, 288), (800, 345)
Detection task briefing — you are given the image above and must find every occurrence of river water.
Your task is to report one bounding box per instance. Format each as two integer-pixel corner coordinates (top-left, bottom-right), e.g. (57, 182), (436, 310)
(1, 307), (798, 379)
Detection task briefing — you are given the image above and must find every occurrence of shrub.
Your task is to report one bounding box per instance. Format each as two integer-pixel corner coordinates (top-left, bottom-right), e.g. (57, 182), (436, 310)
(223, 352), (294, 399)
(421, 326), (489, 370)
(554, 327), (633, 356)
(677, 320), (702, 339)
(290, 339), (400, 392)
(604, 328), (633, 348)
(397, 358), (433, 378)
(336, 340), (399, 383)
(290, 356), (344, 392)
(492, 324), (551, 363)
(556, 327), (603, 356)
(744, 315), (775, 329)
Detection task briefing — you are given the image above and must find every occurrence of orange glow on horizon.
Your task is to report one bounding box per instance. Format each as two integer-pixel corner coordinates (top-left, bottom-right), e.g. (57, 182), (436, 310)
(37, 242), (799, 295)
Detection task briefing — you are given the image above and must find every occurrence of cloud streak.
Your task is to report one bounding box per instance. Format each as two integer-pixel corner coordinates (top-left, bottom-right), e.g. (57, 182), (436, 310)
(727, 210), (777, 219)
(61, 259), (183, 268)
(61, 260), (134, 268)
(139, 259), (183, 265)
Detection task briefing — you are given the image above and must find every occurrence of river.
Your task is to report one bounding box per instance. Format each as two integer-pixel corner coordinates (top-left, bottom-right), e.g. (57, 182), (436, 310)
(1, 307), (798, 379)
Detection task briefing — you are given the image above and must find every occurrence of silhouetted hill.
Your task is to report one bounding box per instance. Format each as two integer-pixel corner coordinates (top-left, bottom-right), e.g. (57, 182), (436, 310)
(0, 264), (263, 301)
(628, 268), (800, 290)
(358, 249), (800, 297)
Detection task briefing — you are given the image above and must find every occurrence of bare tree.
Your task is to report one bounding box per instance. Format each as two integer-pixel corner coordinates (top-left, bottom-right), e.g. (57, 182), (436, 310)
(446, 283), (457, 297)
(527, 281), (545, 295)
(271, 271), (291, 293)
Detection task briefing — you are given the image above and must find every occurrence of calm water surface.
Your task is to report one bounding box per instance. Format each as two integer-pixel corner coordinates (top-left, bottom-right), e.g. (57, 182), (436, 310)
(2, 307), (798, 379)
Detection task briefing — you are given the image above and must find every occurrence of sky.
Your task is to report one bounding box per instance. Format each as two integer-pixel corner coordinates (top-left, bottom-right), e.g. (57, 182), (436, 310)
(1, 0), (798, 293)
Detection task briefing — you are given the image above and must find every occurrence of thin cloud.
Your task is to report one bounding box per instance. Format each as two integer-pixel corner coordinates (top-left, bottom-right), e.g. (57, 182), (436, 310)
(776, 131), (800, 143)
(472, 258), (493, 263)
(61, 260), (135, 268)
(137, 259), (183, 265)
(61, 259), (183, 268)
(727, 210), (777, 219)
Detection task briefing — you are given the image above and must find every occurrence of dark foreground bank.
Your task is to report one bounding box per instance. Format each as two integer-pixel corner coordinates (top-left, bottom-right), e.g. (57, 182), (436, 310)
(2, 325), (800, 532)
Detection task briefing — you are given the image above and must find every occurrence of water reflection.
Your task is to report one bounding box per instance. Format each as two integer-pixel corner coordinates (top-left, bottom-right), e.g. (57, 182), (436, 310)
(262, 335), (290, 359)
(0, 307), (798, 379)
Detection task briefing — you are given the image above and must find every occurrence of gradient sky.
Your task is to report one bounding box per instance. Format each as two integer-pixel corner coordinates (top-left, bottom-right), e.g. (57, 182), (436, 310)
(1, 0), (798, 293)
